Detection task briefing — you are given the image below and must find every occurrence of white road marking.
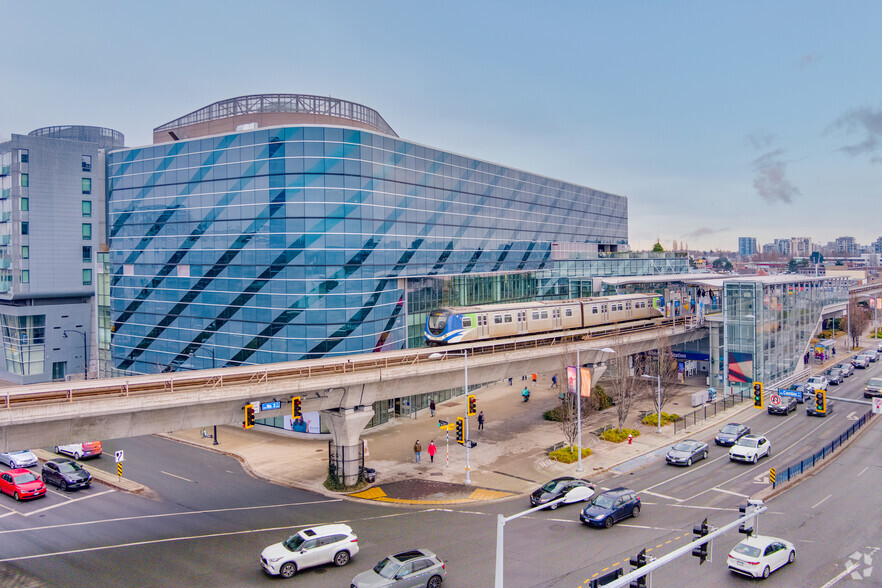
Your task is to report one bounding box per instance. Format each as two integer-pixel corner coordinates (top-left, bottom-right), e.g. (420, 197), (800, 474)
(711, 487), (750, 498)
(23, 490), (114, 517)
(819, 561), (860, 588)
(639, 490), (682, 502)
(160, 471), (193, 482)
(857, 466), (870, 477)
(812, 494), (832, 509)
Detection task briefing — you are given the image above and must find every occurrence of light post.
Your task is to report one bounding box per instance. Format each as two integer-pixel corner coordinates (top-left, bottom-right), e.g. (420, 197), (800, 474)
(194, 348), (218, 444)
(641, 373), (662, 434)
(575, 347), (615, 472)
(63, 329), (88, 380)
(429, 349), (471, 485)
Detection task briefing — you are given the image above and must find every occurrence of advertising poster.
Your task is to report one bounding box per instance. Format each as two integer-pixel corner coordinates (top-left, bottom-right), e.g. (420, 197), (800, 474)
(567, 366), (592, 397)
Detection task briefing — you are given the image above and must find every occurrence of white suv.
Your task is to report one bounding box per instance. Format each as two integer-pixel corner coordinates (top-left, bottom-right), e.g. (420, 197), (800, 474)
(805, 376), (828, 392)
(729, 435), (771, 463)
(261, 524), (358, 578)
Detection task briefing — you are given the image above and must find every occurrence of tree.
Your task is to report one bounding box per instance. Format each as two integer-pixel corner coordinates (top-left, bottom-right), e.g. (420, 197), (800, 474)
(605, 350), (646, 430)
(712, 257), (732, 271)
(652, 242), (664, 252)
(848, 296), (870, 350)
(672, 239), (679, 251)
(647, 333), (680, 414)
(787, 258), (809, 273)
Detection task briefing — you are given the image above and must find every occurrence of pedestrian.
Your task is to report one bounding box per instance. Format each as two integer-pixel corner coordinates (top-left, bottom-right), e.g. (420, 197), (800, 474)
(833, 346), (836, 356)
(551, 374), (558, 388)
(430, 399), (436, 417)
(428, 440), (437, 463)
(509, 377), (513, 386)
(413, 440), (422, 463)
(478, 410), (485, 430)
(532, 372), (538, 384)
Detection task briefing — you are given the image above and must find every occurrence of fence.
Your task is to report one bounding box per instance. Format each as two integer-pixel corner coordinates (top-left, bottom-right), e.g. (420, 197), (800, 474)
(773, 410), (874, 488)
(672, 389), (749, 434)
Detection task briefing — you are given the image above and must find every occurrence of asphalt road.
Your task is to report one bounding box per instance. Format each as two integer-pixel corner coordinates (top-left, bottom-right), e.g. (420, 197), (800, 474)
(1, 359), (880, 587)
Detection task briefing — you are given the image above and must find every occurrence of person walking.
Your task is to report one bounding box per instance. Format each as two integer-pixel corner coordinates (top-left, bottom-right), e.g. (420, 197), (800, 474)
(413, 440), (422, 463)
(429, 399), (436, 417)
(427, 440), (437, 463)
(532, 372), (538, 384)
(551, 374), (558, 388)
(478, 411), (485, 430)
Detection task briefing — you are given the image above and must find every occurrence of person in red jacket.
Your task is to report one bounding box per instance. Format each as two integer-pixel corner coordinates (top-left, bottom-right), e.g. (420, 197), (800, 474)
(427, 440), (437, 463)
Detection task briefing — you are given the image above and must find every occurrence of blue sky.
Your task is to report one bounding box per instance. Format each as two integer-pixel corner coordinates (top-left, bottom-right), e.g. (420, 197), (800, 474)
(3, 1), (881, 252)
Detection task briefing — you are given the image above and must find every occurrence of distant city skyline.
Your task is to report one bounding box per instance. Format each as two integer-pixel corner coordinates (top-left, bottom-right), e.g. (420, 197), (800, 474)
(3, 2), (882, 250)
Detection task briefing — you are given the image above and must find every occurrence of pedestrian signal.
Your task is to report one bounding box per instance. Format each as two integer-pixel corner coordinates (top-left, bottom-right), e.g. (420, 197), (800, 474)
(455, 417), (465, 444)
(467, 395), (476, 415)
(753, 382), (763, 408)
(292, 396), (302, 419)
(245, 404), (255, 429)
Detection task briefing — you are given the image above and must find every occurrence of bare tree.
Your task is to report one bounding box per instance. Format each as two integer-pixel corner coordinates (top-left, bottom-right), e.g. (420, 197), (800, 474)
(554, 353), (589, 450)
(651, 333), (680, 414)
(605, 350), (646, 430)
(848, 297), (870, 350)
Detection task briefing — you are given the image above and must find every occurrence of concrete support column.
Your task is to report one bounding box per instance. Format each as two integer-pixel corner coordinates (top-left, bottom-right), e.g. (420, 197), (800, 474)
(324, 406), (375, 486)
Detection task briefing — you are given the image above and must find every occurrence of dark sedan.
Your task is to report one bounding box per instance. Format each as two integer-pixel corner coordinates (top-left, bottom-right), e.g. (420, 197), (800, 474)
(41, 458), (92, 491)
(580, 487), (641, 528)
(834, 363), (854, 378)
(714, 423), (750, 446)
(807, 402), (834, 417)
(768, 395), (798, 415)
(530, 477), (595, 510)
(665, 440), (708, 466)
(824, 368), (844, 385)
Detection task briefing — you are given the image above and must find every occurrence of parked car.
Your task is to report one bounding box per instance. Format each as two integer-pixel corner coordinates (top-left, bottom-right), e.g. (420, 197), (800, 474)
(54, 441), (102, 460)
(729, 435), (771, 463)
(805, 376), (828, 392)
(260, 524), (358, 578)
(579, 487), (641, 528)
(665, 440), (709, 467)
(823, 368), (844, 385)
(715, 423), (751, 446)
(0, 450), (38, 469)
(853, 355), (870, 369)
(41, 458), (92, 491)
(784, 382), (809, 403)
(864, 377), (882, 398)
(351, 549), (446, 588)
(807, 401), (834, 417)
(728, 535), (795, 579)
(0, 468), (47, 501)
(529, 477), (595, 509)
(833, 363), (854, 378)
(768, 395), (798, 415)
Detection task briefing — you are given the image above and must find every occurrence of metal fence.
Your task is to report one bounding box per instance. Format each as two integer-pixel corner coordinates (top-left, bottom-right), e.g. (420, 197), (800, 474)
(328, 440), (366, 486)
(672, 389), (750, 434)
(773, 410), (874, 488)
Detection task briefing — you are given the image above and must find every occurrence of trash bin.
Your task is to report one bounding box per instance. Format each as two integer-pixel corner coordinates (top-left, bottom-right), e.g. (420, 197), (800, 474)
(363, 467), (376, 483)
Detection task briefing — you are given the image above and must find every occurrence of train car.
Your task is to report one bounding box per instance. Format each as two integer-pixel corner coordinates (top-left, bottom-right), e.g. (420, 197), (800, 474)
(425, 294), (663, 345)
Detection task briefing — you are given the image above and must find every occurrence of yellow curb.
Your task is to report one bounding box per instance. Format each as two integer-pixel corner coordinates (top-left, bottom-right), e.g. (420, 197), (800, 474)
(349, 487), (387, 499)
(468, 488), (513, 500)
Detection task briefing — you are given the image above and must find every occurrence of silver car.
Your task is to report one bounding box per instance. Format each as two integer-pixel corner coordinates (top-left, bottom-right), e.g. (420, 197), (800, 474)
(351, 549), (446, 588)
(0, 450), (38, 469)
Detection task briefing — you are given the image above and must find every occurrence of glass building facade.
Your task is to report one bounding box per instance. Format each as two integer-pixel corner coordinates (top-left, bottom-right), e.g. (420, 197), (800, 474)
(107, 100), (630, 374)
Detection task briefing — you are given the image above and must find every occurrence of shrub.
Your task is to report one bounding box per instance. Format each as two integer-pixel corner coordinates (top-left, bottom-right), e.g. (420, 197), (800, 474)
(543, 407), (564, 422)
(591, 385), (614, 410)
(549, 446), (592, 463)
(600, 428), (641, 443)
(642, 412), (682, 427)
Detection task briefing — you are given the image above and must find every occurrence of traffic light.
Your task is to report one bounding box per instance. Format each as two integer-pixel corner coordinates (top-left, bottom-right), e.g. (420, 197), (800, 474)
(738, 504), (754, 536)
(467, 394), (476, 416)
(455, 417), (465, 444)
(815, 390), (826, 413)
(292, 396), (302, 419)
(628, 548), (648, 588)
(692, 517), (710, 564)
(753, 382), (763, 408)
(244, 404), (255, 429)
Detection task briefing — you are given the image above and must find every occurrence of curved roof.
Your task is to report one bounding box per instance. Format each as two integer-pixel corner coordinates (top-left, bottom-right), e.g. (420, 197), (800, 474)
(28, 125), (125, 150)
(153, 94), (397, 138)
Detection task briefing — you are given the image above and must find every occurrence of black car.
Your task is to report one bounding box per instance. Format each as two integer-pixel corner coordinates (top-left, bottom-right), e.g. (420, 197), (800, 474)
(767, 395), (798, 415)
(580, 487), (641, 528)
(807, 402), (834, 417)
(529, 477), (596, 510)
(714, 423), (750, 446)
(41, 458), (92, 491)
(824, 368), (844, 385)
(665, 440), (709, 466)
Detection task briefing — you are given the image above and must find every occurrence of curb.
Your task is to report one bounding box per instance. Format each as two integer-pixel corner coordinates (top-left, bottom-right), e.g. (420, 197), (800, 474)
(31, 449), (148, 495)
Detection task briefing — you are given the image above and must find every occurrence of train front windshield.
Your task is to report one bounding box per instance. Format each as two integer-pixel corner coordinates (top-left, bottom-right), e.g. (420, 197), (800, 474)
(426, 310), (450, 335)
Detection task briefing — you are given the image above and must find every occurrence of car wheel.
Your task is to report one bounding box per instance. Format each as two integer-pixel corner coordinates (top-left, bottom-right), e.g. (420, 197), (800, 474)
(74, 452), (82, 460)
(604, 517), (614, 529)
(766, 447), (771, 457)
(752, 454), (758, 464)
(549, 501), (559, 510)
(687, 458), (692, 467)
(41, 473), (49, 484)
(53, 446), (60, 454)
(762, 565), (771, 578)
(13, 492), (19, 501)
(788, 550), (796, 564)
(60, 480), (68, 491)
(703, 450), (708, 460)
(427, 575), (443, 588)
(631, 505), (640, 518)
(279, 562), (296, 578)
(334, 550), (350, 567)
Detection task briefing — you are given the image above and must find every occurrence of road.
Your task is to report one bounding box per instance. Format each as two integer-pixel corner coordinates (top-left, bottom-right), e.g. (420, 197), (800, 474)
(0, 359), (880, 587)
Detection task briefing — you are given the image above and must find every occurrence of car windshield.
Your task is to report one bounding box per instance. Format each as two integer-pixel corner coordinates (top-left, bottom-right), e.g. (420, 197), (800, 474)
(12, 472), (37, 484)
(540, 480), (567, 493)
(738, 438), (759, 448)
(869, 378), (882, 387)
(373, 557), (402, 579)
(733, 543), (762, 558)
(283, 533), (306, 551)
(671, 442), (694, 452)
(57, 462), (83, 473)
(720, 425), (740, 434)
(591, 494), (615, 509)
(10, 451), (29, 456)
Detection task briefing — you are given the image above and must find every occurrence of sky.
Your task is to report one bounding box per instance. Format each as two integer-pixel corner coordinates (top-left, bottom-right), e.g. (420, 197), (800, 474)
(2, 1), (881, 252)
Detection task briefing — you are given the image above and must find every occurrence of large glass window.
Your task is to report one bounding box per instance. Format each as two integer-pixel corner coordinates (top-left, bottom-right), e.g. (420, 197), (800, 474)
(82, 223), (91, 240)
(1, 314), (45, 376)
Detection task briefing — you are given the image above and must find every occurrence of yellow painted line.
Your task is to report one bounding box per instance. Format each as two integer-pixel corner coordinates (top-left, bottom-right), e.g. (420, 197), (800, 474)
(468, 488), (513, 500)
(349, 487), (387, 499)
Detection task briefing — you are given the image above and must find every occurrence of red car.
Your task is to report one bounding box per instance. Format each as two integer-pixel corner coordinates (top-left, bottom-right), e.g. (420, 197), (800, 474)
(0, 468), (47, 501)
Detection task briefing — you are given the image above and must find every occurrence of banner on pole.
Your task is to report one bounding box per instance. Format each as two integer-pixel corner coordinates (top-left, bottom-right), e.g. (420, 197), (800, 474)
(567, 366), (592, 397)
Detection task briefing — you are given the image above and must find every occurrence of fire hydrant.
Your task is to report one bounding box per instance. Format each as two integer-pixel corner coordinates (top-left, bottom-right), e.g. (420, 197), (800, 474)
(627, 434), (633, 445)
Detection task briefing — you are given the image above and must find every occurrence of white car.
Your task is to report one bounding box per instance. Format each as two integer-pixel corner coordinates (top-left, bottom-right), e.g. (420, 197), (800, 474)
(54, 442), (102, 460)
(805, 376), (828, 392)
(728, 535), (796, 578)
(729, 435), (771, 463)
(260, 524), (358, 578)
(0, 450), (38, 469)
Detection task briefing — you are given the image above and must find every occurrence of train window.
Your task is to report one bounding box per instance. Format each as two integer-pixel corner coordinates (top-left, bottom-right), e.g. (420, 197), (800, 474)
(601, 305), (607, 312)
(463, 317), (472, 328)
(532, 311), (540, 320)
(504, 314), (513, 323)
(478, 315), (487, 326)
(494, 315), (503, 324)
(592, 306), (598, 314)
(518, 311), (526, 321)
(565, 308), (573, 317)
(540, 311), (549, 319)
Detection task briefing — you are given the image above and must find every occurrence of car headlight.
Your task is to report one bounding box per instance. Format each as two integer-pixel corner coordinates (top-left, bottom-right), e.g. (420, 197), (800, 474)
(267, 556), (283, 563)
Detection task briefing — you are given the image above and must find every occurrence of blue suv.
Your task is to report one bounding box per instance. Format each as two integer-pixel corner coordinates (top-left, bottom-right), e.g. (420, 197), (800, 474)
(580, 487), (641, 528)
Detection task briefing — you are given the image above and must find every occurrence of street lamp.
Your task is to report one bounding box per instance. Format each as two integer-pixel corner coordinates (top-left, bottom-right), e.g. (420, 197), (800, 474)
(63, 329), (88, 380)
(429, 349), (471, 485)
(575, 347), (615, 472)
(641, 373), (662, 434)
(190, 348), (218, 445)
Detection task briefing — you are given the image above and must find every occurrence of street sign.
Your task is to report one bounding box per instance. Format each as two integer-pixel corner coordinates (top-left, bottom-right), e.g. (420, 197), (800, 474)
(769, 468), (776, 485)
(778, 388), (803, 402)
(769, 394), (781, 407)
(438, 419), (448, 427)
(260, 400), (281, 411)
(873, 398), (882, 414)
(114, 450), (125, 463)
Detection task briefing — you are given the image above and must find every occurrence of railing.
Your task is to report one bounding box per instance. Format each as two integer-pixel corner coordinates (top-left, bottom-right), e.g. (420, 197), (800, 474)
(773, 410), (873, 488)
(672, 389), (750, 434)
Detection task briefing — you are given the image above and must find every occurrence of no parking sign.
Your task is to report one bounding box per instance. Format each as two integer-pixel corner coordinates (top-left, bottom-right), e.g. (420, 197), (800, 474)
(769, 393), (781, 407)
(873, 398), (882, 414)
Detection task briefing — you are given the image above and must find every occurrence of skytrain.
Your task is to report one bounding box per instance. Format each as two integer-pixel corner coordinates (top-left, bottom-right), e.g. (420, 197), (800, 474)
(424, 293), (664, 345)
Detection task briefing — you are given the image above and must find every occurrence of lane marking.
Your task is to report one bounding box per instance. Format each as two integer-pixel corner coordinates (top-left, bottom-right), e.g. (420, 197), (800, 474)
(160, 471), (193, 482)
(812, 494), (832, 509)
(639, 490), (682, 502)
(23, 490), (114, 517)
(857, 466), (870, 477)
(711, 487), (750, 498)
(819, 561), (860, 588)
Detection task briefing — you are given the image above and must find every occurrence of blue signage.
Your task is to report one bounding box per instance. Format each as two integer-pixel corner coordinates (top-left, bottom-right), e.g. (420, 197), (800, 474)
(777, 388), (803, 402)
(260, 401), (281, 411)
